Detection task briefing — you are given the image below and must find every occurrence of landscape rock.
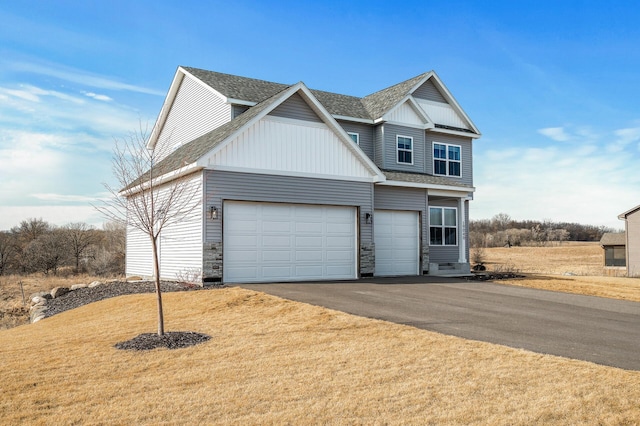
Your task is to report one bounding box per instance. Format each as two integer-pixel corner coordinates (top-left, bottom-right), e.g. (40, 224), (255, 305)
(30, 291), (52, 300)
(51, 287), (70, 299)
(31, 296), (46, 305)
(88, 281), (102, 288)
(70, 284), (88, 290)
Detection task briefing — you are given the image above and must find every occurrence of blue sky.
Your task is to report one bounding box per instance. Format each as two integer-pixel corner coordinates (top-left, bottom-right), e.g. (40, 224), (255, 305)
(1, 0), (639, 231)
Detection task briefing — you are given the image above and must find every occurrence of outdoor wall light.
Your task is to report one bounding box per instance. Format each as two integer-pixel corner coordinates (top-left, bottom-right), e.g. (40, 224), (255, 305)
(209, 206), (218, 220)
(365, 212), (372, 224)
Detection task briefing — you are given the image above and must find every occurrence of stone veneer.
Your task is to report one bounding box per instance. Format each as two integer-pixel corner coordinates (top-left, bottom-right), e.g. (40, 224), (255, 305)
(360, 242), (375, 277)
(203, 242), (223, 282)
(422, 245), (430, 274)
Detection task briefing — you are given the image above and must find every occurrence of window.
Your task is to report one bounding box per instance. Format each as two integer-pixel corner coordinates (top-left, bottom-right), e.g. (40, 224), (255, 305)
(429, 207), (457, 245)
(347, 132), (360, 145)
(604, 246), (626, 267)
(433, 142), (461, 177)
(397, 135), (413, 164)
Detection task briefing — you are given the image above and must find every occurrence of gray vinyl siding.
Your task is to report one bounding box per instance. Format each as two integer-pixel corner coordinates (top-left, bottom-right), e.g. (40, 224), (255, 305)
(232, 104), (249, 118)
(627, 209), (640, 277)
(413, 80), (447, 103)
(374, 125), (384, 167)
(204, 170), (374, 243)
(425, 132), (474, 187)
(383, 124), (425, 172)
(337, 120), (374, 160)
(428, 198), (460, 263)
(374, 185), (428, 247)
(269, 93), (322, 122)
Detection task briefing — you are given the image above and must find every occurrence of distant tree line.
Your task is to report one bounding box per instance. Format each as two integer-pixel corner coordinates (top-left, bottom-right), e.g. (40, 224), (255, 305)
(470, 213), (617, 248)
(0, 218), (125, 276)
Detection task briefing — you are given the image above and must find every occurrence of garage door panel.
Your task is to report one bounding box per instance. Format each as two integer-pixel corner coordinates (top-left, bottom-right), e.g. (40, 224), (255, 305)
(224, 201), (356, 283)
(374, 210), (419, 277)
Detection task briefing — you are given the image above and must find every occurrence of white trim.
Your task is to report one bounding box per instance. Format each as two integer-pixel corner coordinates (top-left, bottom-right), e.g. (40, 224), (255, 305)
(433, 142), (462, 178)
(120, 163), (203, 197)
(209, 164), (383, 183)
(385, 120), (428, 130)
(227, 98), (257, 107)
(347, 132), (360, 145)
(378, 180), (475, 193)
(263, 114), (329, 129)
(382, 96), (432, 126)
(430, 127), (482, 139)
(396, 134), (414, 165)
(333, 114), (375, 124)
(458, 199), (467, 263)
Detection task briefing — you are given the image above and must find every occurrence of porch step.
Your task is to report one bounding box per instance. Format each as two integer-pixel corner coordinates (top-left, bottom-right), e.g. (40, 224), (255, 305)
(428, 262), (473, 277)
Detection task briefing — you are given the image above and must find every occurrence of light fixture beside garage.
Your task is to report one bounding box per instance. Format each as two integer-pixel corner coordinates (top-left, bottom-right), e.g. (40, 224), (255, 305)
(208, 206), (218, 220)
(365, 212), (372, 224)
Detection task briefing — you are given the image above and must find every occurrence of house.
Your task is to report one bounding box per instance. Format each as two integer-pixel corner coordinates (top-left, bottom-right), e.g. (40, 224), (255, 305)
(618, 205), (640, 277)
(599, 232), (626, 276)
(125, 66), (481, 284)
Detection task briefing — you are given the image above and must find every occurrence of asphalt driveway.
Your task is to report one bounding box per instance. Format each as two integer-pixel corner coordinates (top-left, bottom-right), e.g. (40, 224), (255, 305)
(239, 276), (640, 370)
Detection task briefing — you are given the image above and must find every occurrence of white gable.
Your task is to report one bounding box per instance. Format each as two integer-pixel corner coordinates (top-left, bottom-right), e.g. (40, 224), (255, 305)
(205, 115), (378, 181)
(385, 101), (426, 127)
(416, 99), (471, 130)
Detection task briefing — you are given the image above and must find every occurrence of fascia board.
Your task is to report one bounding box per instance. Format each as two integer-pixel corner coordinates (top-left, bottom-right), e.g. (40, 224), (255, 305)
(295, 85), (386, 181)
(227, 98), (257, 107)
(179, 66), (230, 102)
(618, 204), (640, 219)
(332, 114), (375, 124)
(120, 162), (203, 197)
(427, 72), (481, 135)
(377, 179), (475, 193)
(147, 69), (185, 150)
(430, 127), (482, 139)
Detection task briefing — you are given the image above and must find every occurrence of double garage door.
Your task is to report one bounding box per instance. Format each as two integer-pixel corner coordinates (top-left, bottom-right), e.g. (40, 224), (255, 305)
(223, 201), (357, 283)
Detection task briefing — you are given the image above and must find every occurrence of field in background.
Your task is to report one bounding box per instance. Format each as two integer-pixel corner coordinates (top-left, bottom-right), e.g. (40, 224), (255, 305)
(1, 288), (638, 424)
(0, 274), (119, 329)
(483, 242), (640, 302)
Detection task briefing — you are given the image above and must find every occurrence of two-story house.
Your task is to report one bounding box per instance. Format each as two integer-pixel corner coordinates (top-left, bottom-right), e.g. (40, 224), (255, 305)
(125, 66), (481, 284)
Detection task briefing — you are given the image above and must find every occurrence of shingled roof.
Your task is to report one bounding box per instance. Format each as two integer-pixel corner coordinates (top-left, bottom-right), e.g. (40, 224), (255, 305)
(181, 66), (433, 121)
(381, 170), (474, 190)
(600, 233), (626, 247)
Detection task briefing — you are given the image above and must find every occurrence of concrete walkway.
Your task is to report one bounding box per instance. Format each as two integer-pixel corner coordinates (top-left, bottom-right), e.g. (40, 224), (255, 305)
(240, 276), (640, 370)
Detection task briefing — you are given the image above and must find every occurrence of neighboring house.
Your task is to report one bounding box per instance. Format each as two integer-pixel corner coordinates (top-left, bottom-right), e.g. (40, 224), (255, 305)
(126, 66), (481, 284)
(600, 232), (626, 276)
(618, 205), (640, 277)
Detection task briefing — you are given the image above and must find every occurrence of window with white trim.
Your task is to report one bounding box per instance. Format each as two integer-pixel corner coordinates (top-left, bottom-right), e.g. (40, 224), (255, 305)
(433, 142), (461, 177)
(347, 132), (360, 144)
(429, 207), (457, 245)
(397, 135), (413, 164)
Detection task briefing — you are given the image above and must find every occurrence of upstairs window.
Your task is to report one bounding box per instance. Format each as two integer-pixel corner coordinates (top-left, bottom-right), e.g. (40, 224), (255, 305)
(397, 135), (413, 164)
(348, 132), (360, 145)
(429, 207), (457, 246)
(434, 143), (461, 177)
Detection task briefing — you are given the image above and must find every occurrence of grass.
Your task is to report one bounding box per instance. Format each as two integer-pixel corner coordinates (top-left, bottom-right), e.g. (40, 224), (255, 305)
(0, 274), (117, 330)
(483, 242), (640, 302)
(1, 287), (639, 424)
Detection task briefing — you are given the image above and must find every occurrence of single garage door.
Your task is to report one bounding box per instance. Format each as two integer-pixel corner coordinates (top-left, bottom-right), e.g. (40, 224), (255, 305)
(223, 201), (357, 283)
(374, 210), (420, 276)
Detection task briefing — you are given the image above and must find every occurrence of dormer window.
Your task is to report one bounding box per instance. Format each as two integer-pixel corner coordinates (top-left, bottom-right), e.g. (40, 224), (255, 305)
(348, 132), (360, 145)
(397, 135), (413, 164)
(433, 142), (461, 177)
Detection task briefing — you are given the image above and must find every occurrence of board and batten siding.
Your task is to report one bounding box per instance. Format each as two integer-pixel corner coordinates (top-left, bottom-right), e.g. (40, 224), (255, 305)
(337, 120), (375, 160)
(383, 123), (425, 172)
(155, 74), (232, 162)
(425, 133), (474, 187)
(374, 185), (428, 246)
(269, 93), (322, 122)
(416, 99), (469, 130)
(157, 173), (204, 281)
(206, 116), (375, 180)
(204, 170), (374, 244)
(413, 79), (447, 103)
(386, 102), (426, 127)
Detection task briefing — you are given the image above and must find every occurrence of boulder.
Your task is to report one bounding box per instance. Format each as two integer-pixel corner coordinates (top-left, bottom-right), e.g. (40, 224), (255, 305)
(30, 291), (52, 300)
(88, 281), (102, 288)
(70, 284), (88, 290)
(50, 287), (70, 299)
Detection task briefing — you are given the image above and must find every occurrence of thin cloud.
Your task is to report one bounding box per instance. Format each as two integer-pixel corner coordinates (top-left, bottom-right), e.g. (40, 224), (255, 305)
(538, 127), (571, 142)
(83, 91), (113, 102)
(8, 60), (165, 96)
(31, 193), (104, 203)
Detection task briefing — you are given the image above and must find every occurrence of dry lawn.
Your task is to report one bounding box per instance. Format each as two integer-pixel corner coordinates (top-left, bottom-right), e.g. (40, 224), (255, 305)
(483, 242), (640, 302)
(0, 274), (117, 330)
(1, 288), (639, 425)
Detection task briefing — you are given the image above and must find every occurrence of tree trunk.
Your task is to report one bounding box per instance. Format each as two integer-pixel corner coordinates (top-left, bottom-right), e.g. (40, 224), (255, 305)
(151, 236), (165, 336)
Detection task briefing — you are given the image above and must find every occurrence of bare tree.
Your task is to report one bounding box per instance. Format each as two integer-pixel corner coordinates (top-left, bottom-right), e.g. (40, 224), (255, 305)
(94, 125), (199, 336)
(24, 230), (68, 275)
(0, 232), (17, 275)
(62, 222), (98, 273)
